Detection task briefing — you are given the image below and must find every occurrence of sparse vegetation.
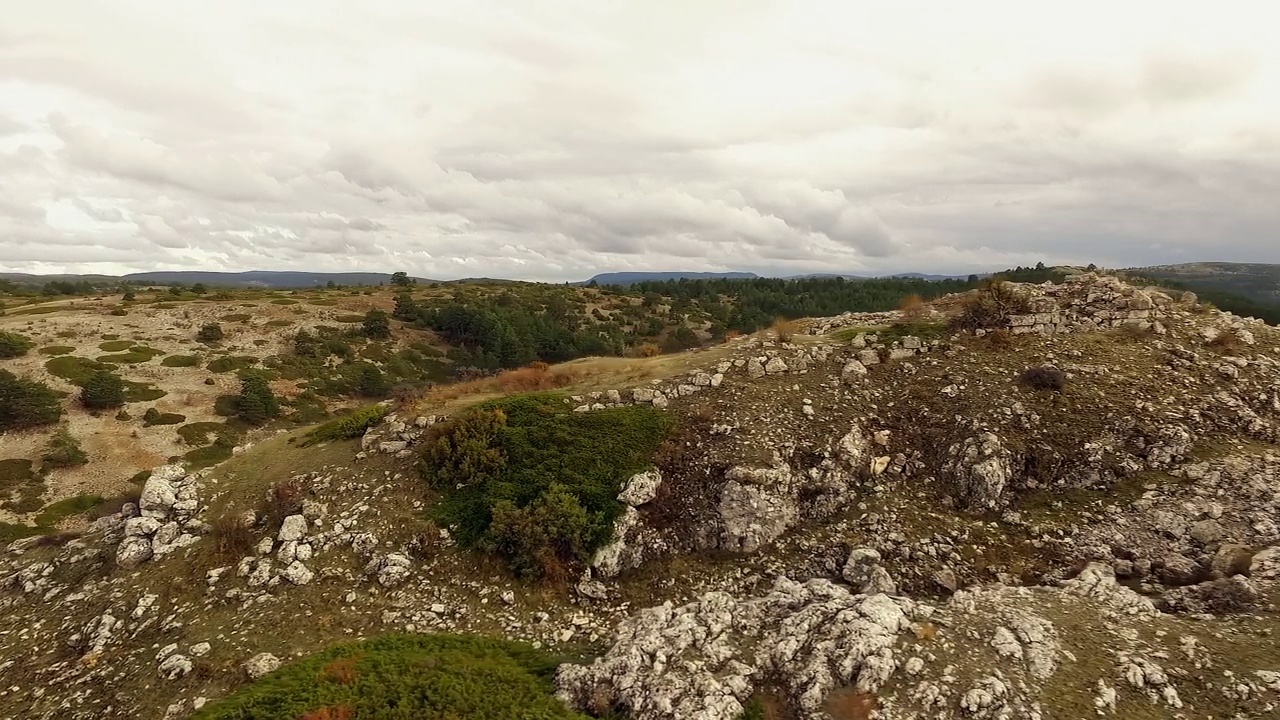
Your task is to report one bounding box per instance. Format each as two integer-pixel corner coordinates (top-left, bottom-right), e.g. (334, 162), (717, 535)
(161, 354), (199, 367)
(190, 634), (587, 720)
(33, 493), (103, 526)
(361, 308), (391, 339)
(41, 427), (89, 468)
(207, 355), (258, 373)
(46, 355), (108, 385)
(98, 340), (134, 351)
(142, 408), (186, 427)
(37, 345), (74, 355)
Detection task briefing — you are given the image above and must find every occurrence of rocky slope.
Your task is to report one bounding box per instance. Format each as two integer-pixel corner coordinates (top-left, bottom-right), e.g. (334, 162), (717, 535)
(2, 273), (1279, 719)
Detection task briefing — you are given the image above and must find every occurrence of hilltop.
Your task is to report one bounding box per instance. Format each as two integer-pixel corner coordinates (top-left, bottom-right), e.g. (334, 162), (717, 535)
(1, 272), (1280, 719)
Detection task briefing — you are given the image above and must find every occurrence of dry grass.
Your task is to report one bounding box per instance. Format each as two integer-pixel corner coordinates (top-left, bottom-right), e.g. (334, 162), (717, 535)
(321, 655), (362, 685)
(823, 689), (878, 720)
(299, 706), (354, 720)
(259, 477), (309, 529)
(635, 343), (663, 357)
(771, 317), (798, 343)
(1206, 330), (1241, 351)
(898, 293), (926, 322)
(211, 512), (255, 561)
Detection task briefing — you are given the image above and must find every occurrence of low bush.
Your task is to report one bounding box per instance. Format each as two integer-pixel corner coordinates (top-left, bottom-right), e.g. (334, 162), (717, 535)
(420, 393), (671, 579)
(38, 345), (74, 356)
(211, 512), (255, 560)
(196, 322), (224, 344)
(97, 346), (164, 364)
(0, 330), (34, 358)
(1019, 365), (1069, 391)
(34, 493), (103, 526)
(950, 280), (1031, 331)
(300, 404), (389, 447)
(260, 477), (308, 529)
(45, 355), (107, 385)
(98, 340), (134, 351)
(81, 369), (126, 409)
(0, 370), (63, 431)
(142, 408), (186, 427)
(42, 427), (89, 468)
(189, 633), (587, 720)
(207, 356), (258, 373)
(236, 372), (279, 424)
(177, 421), (225, 446)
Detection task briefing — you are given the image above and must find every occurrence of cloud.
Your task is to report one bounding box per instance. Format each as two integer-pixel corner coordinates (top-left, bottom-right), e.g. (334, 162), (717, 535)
(0, 0), (1277, 280)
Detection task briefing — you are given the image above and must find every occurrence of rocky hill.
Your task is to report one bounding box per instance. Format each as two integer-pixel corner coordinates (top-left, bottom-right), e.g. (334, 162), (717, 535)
(2, 273), (1279, 719)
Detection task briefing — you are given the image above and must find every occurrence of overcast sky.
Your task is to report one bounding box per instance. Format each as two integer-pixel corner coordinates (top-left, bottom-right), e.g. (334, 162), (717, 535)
(2, 1), (1278, 281)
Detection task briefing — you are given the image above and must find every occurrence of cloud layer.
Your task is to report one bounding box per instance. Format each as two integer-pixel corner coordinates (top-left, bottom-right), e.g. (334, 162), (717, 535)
(2, 1), (1279, 280)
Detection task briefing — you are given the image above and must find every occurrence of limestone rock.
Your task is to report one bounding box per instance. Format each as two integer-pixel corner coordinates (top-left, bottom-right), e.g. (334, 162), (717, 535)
(243, 653), (281, 679)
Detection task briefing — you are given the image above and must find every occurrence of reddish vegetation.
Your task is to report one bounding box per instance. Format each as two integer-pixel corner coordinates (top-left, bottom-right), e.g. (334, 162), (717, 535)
(298, 706), (355, 720)
(321, 655), (361, 685)
(823, 689), (879, 720)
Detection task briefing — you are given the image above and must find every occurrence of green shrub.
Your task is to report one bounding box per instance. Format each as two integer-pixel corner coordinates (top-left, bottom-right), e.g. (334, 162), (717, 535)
(299, 404), (389, 447)
(420, 393), (671, 579)
(98, 340), (133, 351)
(177, 421), (225, 445)
(335, 314), (365, 323)
(81, 369), (125, 409)
(0, 458), (39, 489)
(0, 370), (63, 431)
(213, 394), (240, 416)
(362, 308), (392, 339)
(236, 372), (279, 424)
(356, 363), (390, 397)
(123, 381), (166, 402)
(208, 356), (257, 373)
(97, 346), (164, 364)
(196, 322), (224, 344)
(161, 354), (199, 368)
(0, 330), (34, 358)
(189, 633), (588, 720)
(183, 429), (240, 469)
(42, 427), (88, 468)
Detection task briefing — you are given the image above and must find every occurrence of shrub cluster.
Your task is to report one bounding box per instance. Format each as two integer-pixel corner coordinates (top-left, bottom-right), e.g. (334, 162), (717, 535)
(419, 392), (671, 579)
(196, 322), (224, 344)
(80, 369), (126, 409)
(189, 633), (587, 720)
(0, 330), (33, 358)
(0, 369), (63, 431)
(236, 372), (280, 424)
(42, 427), (88, 468)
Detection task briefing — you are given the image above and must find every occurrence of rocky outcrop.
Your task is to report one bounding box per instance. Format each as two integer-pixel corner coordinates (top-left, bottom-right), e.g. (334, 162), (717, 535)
(556, 577), (931, 720)
(944, 433), (1013, 511)
(110, 465), (205, 569)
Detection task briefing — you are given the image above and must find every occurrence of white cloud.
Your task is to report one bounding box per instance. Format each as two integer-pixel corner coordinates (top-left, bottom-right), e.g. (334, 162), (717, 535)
(1, 0), (1278, 280)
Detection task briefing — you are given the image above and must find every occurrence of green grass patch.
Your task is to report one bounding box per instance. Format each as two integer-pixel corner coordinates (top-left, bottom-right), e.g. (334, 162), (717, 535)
(123, 381), (166, 402)
(33, 494), (104, 527)
(207, 356), (258, 373)
(190, 633), (588, 720)
(37, 345), (75, 356)
(0, 459), (38, 490)
(310, 298), (339, 306)
(0, 522), (45, 544)
(831, 320), (948, 343)
(97, 346), (164, 364)
(265, 319), (293, 328)
(423, 392), (672, 579)
(177, 421), (226, 446)
(220, 313), (251, 322)
(98, 340), (134, 351)
(335, 314), (365, 323)
(161, 354), (200, 368)
(182, 442), (234, 469)
(270, 298), (299, 305)
(45, 355), (107, 385)
(100, 334), (120, 340)
(143, 410), (186, 427)
(299, 404), (388, 447)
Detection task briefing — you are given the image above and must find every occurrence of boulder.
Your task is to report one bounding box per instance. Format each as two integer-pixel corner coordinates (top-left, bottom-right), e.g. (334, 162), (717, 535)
(278, 515), (308, 542)
(945, 433), (1013, 511)
(243, 653), (281, 679)
(618, 469), (662, 506)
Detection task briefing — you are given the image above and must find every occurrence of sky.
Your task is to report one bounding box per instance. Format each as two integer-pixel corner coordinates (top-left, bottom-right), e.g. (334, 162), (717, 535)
(1, 1), (1278, 282)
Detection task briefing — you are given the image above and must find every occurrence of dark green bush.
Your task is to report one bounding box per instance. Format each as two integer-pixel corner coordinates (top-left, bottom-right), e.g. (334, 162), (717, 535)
(0, 331), (34, 358)
(356, 363), (390, 397)
(208, 355), (257, 373)
(142, 408), (186, 427)
(42, 427), (88, 468)
(0, 370), (63, 431)
(197, 322), (224, 344)
(236, 372), (279, 424)
(299, 404), (388, 447)
(190, 633), (587, 720)
(161, 354), (199, 368)
(362, 308), (392, 339)
(81, 369), (125, 409)
(45, 355), (108, 385)
(420, 393), (671, 579)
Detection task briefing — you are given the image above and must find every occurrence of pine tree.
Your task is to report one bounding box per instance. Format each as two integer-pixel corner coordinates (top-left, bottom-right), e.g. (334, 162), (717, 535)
(81, 369), (125, 409)
(0, 369), (63, 431)
(236, 373), (279, 424)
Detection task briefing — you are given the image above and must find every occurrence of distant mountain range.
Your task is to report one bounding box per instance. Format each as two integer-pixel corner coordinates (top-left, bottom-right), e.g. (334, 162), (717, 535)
(585, 270), (976, 285)
(0, 270), (434, 289)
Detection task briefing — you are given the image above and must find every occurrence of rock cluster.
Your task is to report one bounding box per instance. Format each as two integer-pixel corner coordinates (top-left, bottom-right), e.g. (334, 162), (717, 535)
(95, 465), (206, 570)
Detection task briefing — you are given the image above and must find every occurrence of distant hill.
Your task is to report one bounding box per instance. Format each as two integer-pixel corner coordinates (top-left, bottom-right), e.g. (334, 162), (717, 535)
(1126, 262), (1280, 305)
(0, 270), (434, 288)
(585, 271), (760, 286)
